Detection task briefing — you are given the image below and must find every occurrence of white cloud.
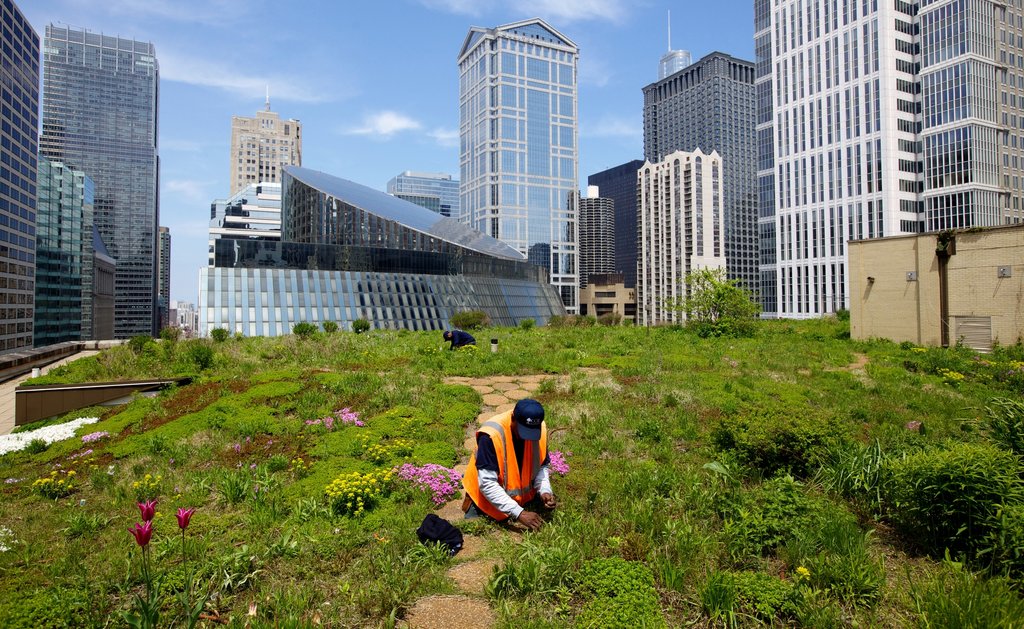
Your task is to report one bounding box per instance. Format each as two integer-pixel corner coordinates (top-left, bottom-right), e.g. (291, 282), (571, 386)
(159, 50), (331, 104)
(429, 127), (459, 148)
(347, 111), (423, 138)
(583, 114), (640, 139)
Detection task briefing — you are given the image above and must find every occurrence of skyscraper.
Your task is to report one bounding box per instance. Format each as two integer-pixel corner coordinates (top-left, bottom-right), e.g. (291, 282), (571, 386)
(34, 158), (92, 346)
(643, 52), (758, 296)
(588, 159), (645, 288)
(577, 186), (615, 288)
(157, 226), (170, 331)
(458, 18), (580, 312)
(41, 25), (159, 337)
(638, 149), (726, 326)
(757, 0), (1024, 319)
(208, 182), (282, 265)
(387, 171), (460, 218)
(0, 1), (39, 353)
(230, 98), (302, 195)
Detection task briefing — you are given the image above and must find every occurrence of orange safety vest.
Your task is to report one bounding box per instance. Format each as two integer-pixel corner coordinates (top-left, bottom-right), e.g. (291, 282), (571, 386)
(462, 409), (548, 521)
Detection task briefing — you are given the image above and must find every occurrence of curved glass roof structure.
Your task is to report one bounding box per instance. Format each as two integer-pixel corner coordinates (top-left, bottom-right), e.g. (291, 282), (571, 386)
(282, 166), (524, 261)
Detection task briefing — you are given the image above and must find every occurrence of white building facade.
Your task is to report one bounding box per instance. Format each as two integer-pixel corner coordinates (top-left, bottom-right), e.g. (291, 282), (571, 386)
(457, 18), (580, 312)
(638, 149), (727, 326)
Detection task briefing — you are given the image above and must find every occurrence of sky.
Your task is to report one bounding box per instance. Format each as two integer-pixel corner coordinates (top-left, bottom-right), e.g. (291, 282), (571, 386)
(22, 0), (756, 305)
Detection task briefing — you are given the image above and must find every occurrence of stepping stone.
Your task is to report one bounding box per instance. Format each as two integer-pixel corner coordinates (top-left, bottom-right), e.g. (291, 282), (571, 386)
(448, 558), (499, 595)
(491, 375), (517, 383)
(504, 389), (530, 399)
(453, 463), (468, 475)
(471, 385), (492, 394)
(475, 412), (492, 424)
(494, 402), (515, 413)
(481, 393), (508, 407)
(457, 534), (488, 560)
(463, 436), (476, 453)
(491, 382), (517, 391)
(402, 595), (495, 629)
(435, 499), (466, 522)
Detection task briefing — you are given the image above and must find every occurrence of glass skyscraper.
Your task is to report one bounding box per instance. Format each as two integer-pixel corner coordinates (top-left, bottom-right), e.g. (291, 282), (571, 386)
(386, 171), (460, 218)
(34, 157), (93, 346)
(40, 25), (160, 338)
(643, 52), (759, 297)
(458, 18), (580, 312)
(0, 0), (39, 353)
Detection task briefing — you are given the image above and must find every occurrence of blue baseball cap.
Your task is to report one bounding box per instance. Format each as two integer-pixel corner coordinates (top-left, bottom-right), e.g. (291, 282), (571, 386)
(512, 399), (544, 441)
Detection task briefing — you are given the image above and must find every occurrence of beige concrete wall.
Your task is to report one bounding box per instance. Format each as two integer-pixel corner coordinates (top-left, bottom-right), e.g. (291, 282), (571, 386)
(851, 224), (1024, 348)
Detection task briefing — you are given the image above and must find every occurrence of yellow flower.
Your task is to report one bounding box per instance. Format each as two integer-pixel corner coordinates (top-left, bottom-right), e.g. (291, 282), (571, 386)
(796, 566), (810, 578)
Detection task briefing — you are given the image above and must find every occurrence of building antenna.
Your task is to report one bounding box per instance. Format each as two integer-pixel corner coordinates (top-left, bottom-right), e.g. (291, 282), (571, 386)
(667, 9), (671, 52)
(265, 85), (270, 111)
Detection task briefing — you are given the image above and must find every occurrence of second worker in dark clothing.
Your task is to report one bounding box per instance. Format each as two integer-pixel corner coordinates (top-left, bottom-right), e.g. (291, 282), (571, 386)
(443, 329), (476, 350)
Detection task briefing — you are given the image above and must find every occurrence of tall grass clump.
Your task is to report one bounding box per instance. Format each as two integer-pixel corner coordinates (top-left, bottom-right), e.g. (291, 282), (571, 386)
(881, 442), (1023, 561)
(910, 560), (1024, 627)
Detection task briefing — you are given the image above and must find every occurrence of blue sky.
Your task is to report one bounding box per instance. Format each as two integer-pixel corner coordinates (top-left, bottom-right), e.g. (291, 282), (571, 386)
(22, 0), (755, 305)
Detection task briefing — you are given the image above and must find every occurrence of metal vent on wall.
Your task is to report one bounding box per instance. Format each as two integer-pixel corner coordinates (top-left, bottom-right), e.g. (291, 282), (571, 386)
(954, 316), (993, 353)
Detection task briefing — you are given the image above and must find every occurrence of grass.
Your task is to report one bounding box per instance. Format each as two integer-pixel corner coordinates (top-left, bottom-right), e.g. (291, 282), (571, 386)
(1, 319), (1023, 626)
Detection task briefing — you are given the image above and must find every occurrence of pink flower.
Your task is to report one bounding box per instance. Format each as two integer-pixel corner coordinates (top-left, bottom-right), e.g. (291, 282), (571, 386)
(137, 499), (158, 522)
(549, 450), (571, 476)
(175, 507), (195, 530)
(128, 521), (153, 546)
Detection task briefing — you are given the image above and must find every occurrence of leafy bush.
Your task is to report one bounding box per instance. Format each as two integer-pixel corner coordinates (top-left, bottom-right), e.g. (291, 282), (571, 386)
(322, 320), (339, 334)
(547, 315), (596, 328)
(292, 322), (318, 338)
(210, 328), (230, 342)
(985, 503), (1024, 578)
(676, 267), (760, 337)
(128, 335), (154, 354)
(25, 438), (48, 454)
(910, 560), (1024, 628)
(711, 404), (843, 478)
(881, 442), (1023, 559)
(159, 326), (182, 342)
(574, 558), (665, 628)
(731, 571), (800, 621)
(597, 312), (623, 326)
(519, 318), (535, 330)
(180, 340), (214, 371)
(450, 310), (490, 330)
(352, 319), (370, 334)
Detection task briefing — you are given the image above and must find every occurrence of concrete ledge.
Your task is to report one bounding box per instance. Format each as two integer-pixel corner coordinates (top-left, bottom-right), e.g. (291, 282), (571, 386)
(0, 340), (126, 384)
(15, 377), (191, 426)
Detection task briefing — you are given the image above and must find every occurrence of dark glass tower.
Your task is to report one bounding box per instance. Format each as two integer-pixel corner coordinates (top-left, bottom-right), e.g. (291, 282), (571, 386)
(643, 52), (758, 296)
(0, 1), (39, 353)
(40, 25), (160, 338)
(588, 160), (644, 288)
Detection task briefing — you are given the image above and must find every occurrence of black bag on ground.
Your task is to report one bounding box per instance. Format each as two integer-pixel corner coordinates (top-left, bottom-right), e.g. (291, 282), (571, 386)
(416, 514), (463, 556)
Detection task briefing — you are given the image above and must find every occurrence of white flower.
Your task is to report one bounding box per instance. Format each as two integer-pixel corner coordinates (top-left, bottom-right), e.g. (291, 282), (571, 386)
(0, 526), (16, 552)
(0, 417), (100, 456)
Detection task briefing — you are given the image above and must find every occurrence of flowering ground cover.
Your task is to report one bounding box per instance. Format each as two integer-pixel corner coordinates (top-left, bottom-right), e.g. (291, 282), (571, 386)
(1, 319), (1024, 626)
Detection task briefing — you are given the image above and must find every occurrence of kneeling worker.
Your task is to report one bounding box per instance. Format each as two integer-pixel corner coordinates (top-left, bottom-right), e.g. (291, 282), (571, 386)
(462, 399), (556, 531)
(443, 329), (476, 350)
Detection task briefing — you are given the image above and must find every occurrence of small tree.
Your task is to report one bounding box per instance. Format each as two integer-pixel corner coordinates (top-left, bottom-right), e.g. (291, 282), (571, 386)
(352, 319), (371, 334)
(678, 268), (760, 337)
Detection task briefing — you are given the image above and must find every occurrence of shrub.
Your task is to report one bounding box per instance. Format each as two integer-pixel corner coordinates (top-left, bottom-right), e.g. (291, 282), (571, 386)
(352, 319), (370, 334)
(292, 322), (318, 338)
(547, 315), (596, 328)
(322, 320), (339, 334)
(574, 558), (665, 628)
(25, 438), (48, 454)
(597, 312), (623, 326)
(987, 502), (1024, 578)
(675, 267), (760, 337)
(180, 340), (214, 371)
(881, 442), (1023, 559)
(210, 328), (230, 342)
(450, 310), (490, 330)
(518, 318), (535, 330)
(731, 571), (800, 621)
(159, 326), (181, 342)
(711, 404), (843, 478)
(128, 335), (153, 354)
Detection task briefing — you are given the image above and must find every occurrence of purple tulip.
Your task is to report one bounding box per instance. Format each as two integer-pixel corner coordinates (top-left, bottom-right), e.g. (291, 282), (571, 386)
(137, 499), (158, 522)
(176, 507), (195, 530)
(128, 521), (153, 547)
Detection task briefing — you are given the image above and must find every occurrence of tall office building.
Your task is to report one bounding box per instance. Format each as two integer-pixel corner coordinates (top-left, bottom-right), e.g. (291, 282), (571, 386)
(387, 171), (460, 218)
(757, 0), (1024, 319)
(230, 98), (302, 195)
(34, 158), (92, 346)
(157, 226), (170, 330)
(638, 149), (726, 326)
(41, 25), (160, 338)
(577, 186), (615, 287)
(588, 159), (645, 288)
(0, 1), (39, 353)
(643, 52), (758, 296)
(458, 18), (580, 312)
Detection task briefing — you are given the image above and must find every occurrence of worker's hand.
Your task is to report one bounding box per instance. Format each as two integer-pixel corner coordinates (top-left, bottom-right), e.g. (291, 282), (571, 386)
(516, 510), (544, 531)
(540, 492), (557, 509)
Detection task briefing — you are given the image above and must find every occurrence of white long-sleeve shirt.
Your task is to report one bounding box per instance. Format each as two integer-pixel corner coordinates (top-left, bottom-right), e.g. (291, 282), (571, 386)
(477, 465), (552, 520)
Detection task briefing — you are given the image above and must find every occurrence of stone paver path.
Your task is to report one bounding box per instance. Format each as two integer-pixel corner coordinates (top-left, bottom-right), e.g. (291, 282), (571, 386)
(401, 373), (563, 628)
